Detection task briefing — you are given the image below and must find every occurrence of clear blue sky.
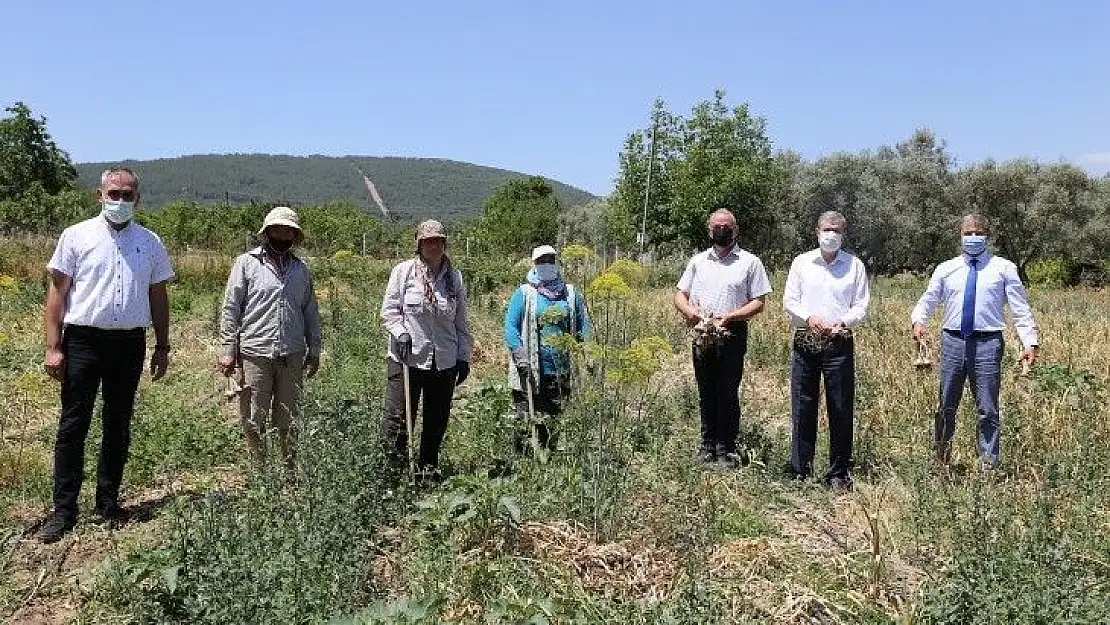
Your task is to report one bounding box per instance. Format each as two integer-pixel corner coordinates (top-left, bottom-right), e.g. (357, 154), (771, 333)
(3, 0), (1107, 195)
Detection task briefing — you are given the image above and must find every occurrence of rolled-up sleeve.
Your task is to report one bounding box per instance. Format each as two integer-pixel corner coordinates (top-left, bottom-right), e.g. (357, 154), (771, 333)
(454, 270), (473, 361)
(380, 263), (408, 339)
(219, 256), (247, 359)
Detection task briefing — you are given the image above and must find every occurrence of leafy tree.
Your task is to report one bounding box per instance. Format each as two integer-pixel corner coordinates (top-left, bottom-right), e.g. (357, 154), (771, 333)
(559, 198), (637, 254)
(0, 102), (77, 201)
(958, 159), (1094, 280)
(773, 129), (962, 274)
(1078, 177), (1110, 265)
(613, 91), (778, 254)
(0, 185), (93, 235)
(475, 176), (560, 257)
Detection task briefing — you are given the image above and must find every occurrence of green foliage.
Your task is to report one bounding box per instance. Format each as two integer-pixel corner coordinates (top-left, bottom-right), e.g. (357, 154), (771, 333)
(958, 159), (1096, 276)
(1025, 258), (1077, 287)
(75, 154), (594, 223)
(560, 244), (595, 263)
(0, 102), (77, 201)
(614, 91), (778, 254)
(559, 198), (638, 252)
(94, 398), (396, 623)
(0, 185), (94, 235)
(916, 480), (1110, 623)
(473, 176), (561, 257)
(0, 102), (93, 234)
(773, 129), (961, 274)
(606, 258), (646, 287)
(134, 199), (402, 255)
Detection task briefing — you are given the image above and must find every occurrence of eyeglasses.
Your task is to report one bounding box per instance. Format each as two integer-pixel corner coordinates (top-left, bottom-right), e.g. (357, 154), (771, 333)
(105, 189), (136, 201)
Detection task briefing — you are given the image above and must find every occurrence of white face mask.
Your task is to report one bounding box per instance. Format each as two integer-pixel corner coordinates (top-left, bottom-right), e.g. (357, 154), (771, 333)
(534, 263), (559, 281)
(102, 200), (135, 224)
(818, 231), (843, 253)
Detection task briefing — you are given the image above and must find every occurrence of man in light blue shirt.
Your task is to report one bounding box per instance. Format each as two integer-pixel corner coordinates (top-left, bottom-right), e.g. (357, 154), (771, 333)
(910, 214), (1039, 471)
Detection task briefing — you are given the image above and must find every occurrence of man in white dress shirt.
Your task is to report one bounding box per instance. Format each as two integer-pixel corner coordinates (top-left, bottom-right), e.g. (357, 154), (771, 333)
(783, 211), (870, 491)
(911, 213), (1038, 471)
(38, 167), (174, 543)
(675, 209), (773, 469)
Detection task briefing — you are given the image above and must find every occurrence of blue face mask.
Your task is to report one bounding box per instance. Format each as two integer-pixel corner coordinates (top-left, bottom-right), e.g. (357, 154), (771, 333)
(102, 200), (134, 225)
(961, 235), (987, 257)
(534, 263), (559, 281)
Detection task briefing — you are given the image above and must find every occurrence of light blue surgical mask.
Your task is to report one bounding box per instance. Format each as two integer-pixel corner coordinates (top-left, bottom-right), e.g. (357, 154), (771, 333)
(102, 200), (135, 225)
(961, 234), (987, 257)
(534, 263), (559, 281)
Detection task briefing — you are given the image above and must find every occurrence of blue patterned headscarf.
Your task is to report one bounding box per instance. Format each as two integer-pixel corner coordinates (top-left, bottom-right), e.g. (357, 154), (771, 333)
(526, 266), (567, 300)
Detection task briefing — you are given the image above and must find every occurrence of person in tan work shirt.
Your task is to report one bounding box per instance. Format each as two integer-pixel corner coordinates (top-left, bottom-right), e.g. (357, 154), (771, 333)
(380, 219), (472, 484)
(217, 207), (322, 473)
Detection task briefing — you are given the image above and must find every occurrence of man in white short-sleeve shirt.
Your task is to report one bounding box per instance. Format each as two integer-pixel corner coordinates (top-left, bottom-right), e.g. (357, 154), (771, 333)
(674, 208), (772, 469)
(38, 167), (174, 543)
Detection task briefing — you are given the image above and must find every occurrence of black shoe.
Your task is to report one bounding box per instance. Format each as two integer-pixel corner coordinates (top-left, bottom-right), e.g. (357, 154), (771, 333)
(696, 448), (716, 463)
(36, 514), (76, 544)
(829, 476), (854, 493)
(95, 503), (129, 526)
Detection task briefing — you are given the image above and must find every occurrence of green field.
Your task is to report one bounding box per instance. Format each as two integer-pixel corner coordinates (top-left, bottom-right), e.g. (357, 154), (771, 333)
(1, 244), (1108, 623)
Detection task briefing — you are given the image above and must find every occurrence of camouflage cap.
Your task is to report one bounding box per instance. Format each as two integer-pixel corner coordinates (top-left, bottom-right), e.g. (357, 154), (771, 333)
(415, 219), (447, 242)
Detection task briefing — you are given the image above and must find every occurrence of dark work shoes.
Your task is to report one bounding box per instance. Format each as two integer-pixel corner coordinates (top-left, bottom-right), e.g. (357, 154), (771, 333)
(36, 514), (76, 544)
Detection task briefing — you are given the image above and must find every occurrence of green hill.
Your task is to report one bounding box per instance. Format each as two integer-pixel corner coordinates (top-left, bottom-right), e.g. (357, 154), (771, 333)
(75, 154), (596, 222)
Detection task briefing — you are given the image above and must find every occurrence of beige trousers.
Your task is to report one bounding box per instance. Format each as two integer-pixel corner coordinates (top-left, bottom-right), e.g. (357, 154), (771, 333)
(238, 352), (304, 470)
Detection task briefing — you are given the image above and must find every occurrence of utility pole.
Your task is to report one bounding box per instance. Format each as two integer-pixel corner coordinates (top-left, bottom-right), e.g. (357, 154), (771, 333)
(639, 117), (658, 256)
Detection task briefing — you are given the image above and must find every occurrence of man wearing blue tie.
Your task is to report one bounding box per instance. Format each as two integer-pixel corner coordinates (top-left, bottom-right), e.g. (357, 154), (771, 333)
(910, 214), (1039, 472)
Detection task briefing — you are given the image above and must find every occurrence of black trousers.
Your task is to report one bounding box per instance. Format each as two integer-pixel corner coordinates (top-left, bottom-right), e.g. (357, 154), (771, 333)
(692, 322), (748, 455)
(512, 373), (571, 450)
(382, 358), (458, 468)
(790, 333), (855, 481)
(54, 325), (146, 519)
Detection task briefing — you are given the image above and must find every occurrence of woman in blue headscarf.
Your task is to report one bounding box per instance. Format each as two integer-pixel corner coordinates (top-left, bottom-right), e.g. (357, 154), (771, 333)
(504, 245), (592, 452)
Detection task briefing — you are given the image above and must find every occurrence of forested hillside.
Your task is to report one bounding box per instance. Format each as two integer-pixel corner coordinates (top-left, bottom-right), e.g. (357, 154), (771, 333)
(75, 154), (596, 222)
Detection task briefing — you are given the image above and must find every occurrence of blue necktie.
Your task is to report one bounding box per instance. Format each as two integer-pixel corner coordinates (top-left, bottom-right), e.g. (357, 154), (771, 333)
(961, 257), (979, 339)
